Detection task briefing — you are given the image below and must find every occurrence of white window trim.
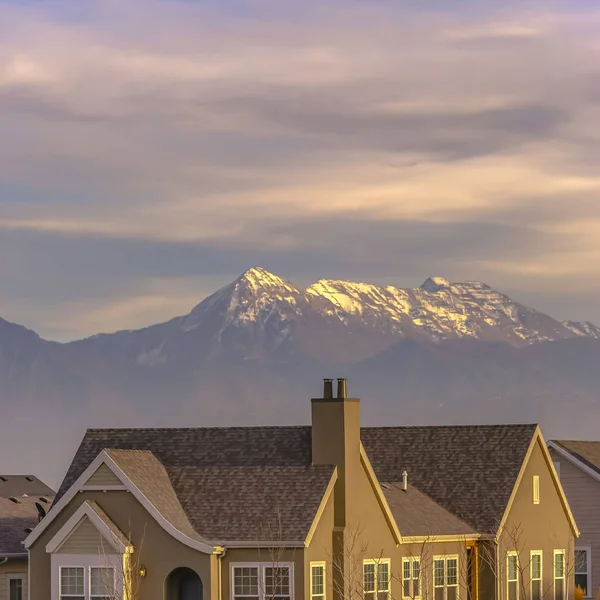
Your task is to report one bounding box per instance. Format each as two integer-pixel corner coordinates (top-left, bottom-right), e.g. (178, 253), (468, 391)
(575, 546), (593, 598)
(7, 574), (25, 600)
(533, 476), (540, 504)
(230, 562), (295, 600)
(506, 552), (519, 600)
(52, 554), (123, 600)
(310, 561), (326, 600)
(433, 555), (459, 600)
(530, 551), (543, 600)
(553, 550), (566, 600)
(402, 557), (421, 599)
(363, 558), (391, 598)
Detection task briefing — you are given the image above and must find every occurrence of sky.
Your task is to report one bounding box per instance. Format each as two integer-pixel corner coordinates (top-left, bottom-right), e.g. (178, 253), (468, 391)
(1, 0), (600, 341)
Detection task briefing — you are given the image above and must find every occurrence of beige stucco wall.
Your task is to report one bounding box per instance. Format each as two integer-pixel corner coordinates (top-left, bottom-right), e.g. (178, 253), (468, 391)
(550, 448), (600, 599)
(28, 490), (212, 600)
(0, 558), (27, 600)
(500, 438), (575, 600)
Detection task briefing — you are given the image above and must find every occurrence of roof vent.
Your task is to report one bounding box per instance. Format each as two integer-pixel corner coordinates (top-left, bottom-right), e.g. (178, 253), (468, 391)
(9, 497), (20, 504)
(24, 528), (33, 534)
(402, 470), (408, 491)
(39, 497), (49, 504)
(25, 476), (34, 482)
(0, 477), (7, 482)
(323, 379), (334, 399)
(337, 378), (347, 399)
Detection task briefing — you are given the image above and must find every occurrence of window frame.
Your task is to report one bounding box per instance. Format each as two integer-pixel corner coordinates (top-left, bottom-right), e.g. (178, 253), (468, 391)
(530, 551), (543, 600)
(309, 561), (326, 600)
(89, 566), (116, 600)
(432, 555), (459, 600)
(553, 550), (566, 600)
(59, 566), (86, 600)
(363, 558), (391, 600)
(533, 476), (540, 504)
(575, 546), (592, 598)
(506, 552), (519, 600)
(402, 557), (421, 599)
(7, 574), (25, 600)
(230, 562), (295, 600)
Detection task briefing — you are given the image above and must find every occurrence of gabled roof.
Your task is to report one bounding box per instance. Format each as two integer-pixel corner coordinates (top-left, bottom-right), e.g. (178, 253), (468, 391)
(382, 482), (476, 538)
(0, 475), (54, 498)
(361, 424), (538, 533)
(0, 495), (53, 556)
(47, 428), (334, 546)
(549, 440), (600, 481)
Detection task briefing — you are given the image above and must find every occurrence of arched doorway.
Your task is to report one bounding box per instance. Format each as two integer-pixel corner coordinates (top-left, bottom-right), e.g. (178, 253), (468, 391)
(165, 567), (203, 600)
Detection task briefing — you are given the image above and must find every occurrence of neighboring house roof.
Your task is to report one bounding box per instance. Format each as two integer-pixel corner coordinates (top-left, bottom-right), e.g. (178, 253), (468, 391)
(52, 424), (538, 541)
(549, 440), (600, 480)
(0, 495), (53, 555)
(361, 424), (538, 534)
(0, 475), (54, 498)
(381, 482), (475, 538)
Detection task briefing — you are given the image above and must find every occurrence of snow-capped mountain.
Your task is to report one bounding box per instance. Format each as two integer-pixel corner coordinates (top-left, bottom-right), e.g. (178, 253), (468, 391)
(77, 267), (598, 368)
(3, 268), (600, 485)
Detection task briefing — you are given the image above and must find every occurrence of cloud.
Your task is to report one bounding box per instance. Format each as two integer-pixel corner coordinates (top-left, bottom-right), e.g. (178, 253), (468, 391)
(1, 0), (600, 338)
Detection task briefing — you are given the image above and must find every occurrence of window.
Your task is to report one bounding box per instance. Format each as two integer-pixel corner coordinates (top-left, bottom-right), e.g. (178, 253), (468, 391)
(60, 567), (85, 600)
(530, 552), (542, 600)
(90, 567), (115, 600)
(310, 563), (325, 600)
(363, 559), (391, 600)
(8, 576), (24, 600)
(232, 563), (293, 600)
(554, 551), (565, 600)
(575, 548), (591, 597)
(533, 476), (540, 504)
(403, 558), (421, 599)
(433, 556), (459, 600)
(507, 553), (519, 600)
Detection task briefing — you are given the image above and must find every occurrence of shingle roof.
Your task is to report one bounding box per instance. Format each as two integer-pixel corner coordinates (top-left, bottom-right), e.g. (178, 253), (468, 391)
(0, 495), (53, 555)
(382, 482), (475, 537)
(0, 475), (54, 498)
(361, 424), (537, 534)
(55, 423), (536, 541)
(551, 440), (600, 476)
(56, 428), (333, 543)
(84, 500), (131, 549)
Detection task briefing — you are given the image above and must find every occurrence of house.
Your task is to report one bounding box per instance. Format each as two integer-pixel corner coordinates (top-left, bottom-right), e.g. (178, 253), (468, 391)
(26, 379), (577, 600)
(0, 475), (54, 600)
(548, 440), (600, 599)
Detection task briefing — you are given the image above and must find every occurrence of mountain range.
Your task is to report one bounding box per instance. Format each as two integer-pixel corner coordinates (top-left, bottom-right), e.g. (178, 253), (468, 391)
(2, 268), (600, 485)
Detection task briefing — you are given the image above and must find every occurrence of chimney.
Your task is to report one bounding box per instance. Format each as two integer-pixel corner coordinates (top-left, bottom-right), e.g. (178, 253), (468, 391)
(311, 378), (361, 527)
(402, 470), (408, 491)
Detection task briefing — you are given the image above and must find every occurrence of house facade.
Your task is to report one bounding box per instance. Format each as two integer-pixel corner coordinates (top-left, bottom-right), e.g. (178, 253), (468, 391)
(26, 380), (577, 600)
(548, 440), (600, 599)
(0, 475), (54, 600)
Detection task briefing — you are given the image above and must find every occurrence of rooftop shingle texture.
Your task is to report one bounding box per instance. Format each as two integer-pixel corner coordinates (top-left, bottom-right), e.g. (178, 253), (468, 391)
(56, 423), (536, 540)
(552, 440), (600, 475)
(361, 424), (537, 534)
(0, 475), (54, 498)
(104, 449), (209, 545)
(0, 496), (53, 555)
(84, 500), (131, 549)
(382, 483), (475, 537)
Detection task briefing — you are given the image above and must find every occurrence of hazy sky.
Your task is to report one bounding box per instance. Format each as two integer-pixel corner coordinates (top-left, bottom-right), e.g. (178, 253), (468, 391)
(1, 0), (600, 341)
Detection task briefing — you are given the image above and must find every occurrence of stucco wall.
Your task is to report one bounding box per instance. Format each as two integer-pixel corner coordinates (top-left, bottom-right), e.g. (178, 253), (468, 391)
(0, 559), (27, 600)
(500, 439), (575, 600)
(28, 490), (212, 600)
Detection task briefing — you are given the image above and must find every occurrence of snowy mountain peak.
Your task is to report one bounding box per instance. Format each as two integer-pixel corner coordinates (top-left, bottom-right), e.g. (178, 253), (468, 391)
(420, 276), (452, 292)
